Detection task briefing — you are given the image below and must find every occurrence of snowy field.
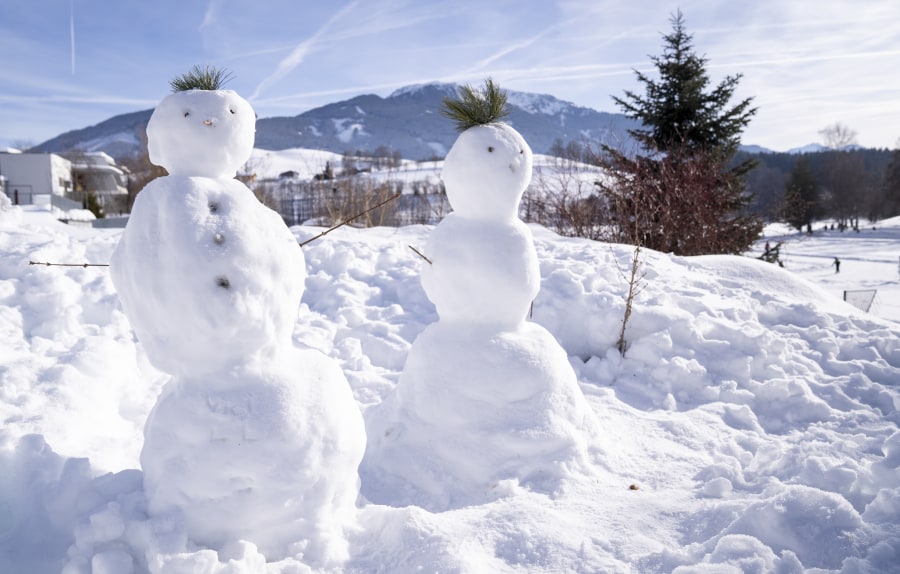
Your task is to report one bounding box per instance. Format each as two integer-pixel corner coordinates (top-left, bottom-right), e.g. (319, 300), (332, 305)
(1, 202), (898, 573)
(755, 222), (900, 323)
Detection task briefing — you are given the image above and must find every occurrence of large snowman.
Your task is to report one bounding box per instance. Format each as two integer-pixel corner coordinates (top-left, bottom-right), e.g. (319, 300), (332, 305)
(109, 67), (365, 566)
(361, 80), (600, 511)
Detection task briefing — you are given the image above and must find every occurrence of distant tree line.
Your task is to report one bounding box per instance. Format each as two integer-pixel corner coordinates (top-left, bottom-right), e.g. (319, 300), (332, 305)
(736, 147), (899, 228)
(341, 145), (403, 174)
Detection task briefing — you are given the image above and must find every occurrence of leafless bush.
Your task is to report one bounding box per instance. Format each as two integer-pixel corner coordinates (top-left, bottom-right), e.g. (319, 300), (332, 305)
(402, 182), (449, 225)
(597, 143), (762, 256)
(615, 244), (645, 356)
(522, 155), (613, 241)
(314, 177), (400, 227)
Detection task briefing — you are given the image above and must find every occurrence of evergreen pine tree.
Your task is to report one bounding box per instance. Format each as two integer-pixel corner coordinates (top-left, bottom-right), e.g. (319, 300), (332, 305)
(782, 157), (818, 230)
(599, 10), (761, 256)
(612, 10), (756, 155)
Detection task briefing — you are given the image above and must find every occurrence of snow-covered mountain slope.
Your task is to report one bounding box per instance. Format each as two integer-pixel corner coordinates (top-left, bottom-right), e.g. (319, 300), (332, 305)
(0, 207), (898, 572)
(34, 83), (639, 161)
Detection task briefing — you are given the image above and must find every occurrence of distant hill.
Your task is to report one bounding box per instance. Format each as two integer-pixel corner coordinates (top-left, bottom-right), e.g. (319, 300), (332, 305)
(33, 109), (153, 159)
(33, 83), (641, 161)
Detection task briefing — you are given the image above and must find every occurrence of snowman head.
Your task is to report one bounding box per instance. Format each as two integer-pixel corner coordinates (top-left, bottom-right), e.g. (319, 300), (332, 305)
(440, 79), (533, 221)
(147, 66), (255, 179)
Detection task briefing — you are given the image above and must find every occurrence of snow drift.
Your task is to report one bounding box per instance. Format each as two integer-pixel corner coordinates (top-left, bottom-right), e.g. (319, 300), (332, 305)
(0, 208), (898, 572)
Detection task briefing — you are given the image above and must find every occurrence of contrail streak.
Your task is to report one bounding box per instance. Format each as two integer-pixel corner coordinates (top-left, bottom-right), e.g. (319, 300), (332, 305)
(250, 0), (359, 101)
(70, 0), (75, 74)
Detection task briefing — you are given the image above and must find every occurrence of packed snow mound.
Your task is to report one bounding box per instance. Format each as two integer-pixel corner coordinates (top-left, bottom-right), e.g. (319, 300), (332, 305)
(0, 193), (22, 226)
(141, 349), (365, 564)
(0, 217), (899, 572)
(362, 320), (601, 511)
(441, 123), (532, 221)
(110, 176), (305, 376)
(147, 89), (256, 179)
(420, 213), (540, 328)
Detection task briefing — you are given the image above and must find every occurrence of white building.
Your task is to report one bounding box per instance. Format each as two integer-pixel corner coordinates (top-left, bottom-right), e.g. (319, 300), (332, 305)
(0, 148), (73, 206)
(0, 149), (129, 212)
(69, 151), (129, 204)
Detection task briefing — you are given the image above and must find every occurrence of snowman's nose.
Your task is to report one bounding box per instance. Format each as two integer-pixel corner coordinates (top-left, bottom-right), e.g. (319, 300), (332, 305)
(203, 119), (214, 126)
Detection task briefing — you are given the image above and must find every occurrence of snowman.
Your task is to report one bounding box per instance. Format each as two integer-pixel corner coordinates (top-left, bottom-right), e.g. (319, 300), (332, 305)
(361, 80), (600, 511)
(0, 190), (21, 225)
(109, 66), (365, 565)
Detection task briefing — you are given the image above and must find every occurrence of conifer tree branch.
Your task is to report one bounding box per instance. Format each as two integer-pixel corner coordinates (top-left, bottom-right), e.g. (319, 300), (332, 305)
(441, 78), (509, 131)
(170, 65), (233, 92)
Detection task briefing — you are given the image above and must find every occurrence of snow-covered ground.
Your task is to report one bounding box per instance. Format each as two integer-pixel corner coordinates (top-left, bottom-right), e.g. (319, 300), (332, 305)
(755, 221), (900, 323)
(247, 146), (602, 196)
(1, 203), (898, 573)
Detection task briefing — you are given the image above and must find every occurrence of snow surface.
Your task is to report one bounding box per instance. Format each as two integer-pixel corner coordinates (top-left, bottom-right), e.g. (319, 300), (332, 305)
(247, 149), (344, 181)
(505, 92), (570, 116)
(755, 222), (900, 322)
(331, 119), (367, 144)
(0, 204), (899, 572)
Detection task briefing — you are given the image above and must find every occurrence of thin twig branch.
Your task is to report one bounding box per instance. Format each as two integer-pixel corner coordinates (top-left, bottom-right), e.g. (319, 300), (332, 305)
(28, 192), (403, 267)
(29, 261), (109, 268)
(298, 192), (401, 247)
(408, 245), (432, 265)
(616, 244), (642, 356)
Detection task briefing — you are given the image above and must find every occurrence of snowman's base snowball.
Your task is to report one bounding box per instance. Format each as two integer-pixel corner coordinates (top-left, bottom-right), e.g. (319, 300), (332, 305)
(140, 347), (365, 565)
(360, 321), (599, 512)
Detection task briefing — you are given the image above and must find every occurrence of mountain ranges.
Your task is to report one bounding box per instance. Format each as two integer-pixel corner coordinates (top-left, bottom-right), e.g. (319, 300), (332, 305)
(33, 82), (640, 162)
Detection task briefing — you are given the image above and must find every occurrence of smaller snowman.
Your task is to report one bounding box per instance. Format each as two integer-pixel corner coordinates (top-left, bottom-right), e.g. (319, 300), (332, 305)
(0, 190), (21, 226)
(110, 66), (365, 566)
(362, 80), (600, 511)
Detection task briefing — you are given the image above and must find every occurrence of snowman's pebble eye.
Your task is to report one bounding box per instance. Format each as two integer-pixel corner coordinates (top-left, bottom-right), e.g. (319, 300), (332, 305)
(520, 149), (524, 154)
(216, 276), (230, 289)
(208, 202), (219, 213)
(184, 111), (190, 118)
(488, 146), (494, 153)
(229, 108), (236, 114)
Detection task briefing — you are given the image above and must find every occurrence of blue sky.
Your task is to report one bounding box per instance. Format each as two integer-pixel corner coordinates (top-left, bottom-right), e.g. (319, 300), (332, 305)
(1, 0), (898, 152)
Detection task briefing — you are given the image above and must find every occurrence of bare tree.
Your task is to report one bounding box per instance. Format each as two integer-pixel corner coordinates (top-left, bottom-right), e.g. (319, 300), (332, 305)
(819, 122), (858, 150)
(522, 154), (612, 241)
(821, 150), (870, 230)
(118, 128), (167, 212)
